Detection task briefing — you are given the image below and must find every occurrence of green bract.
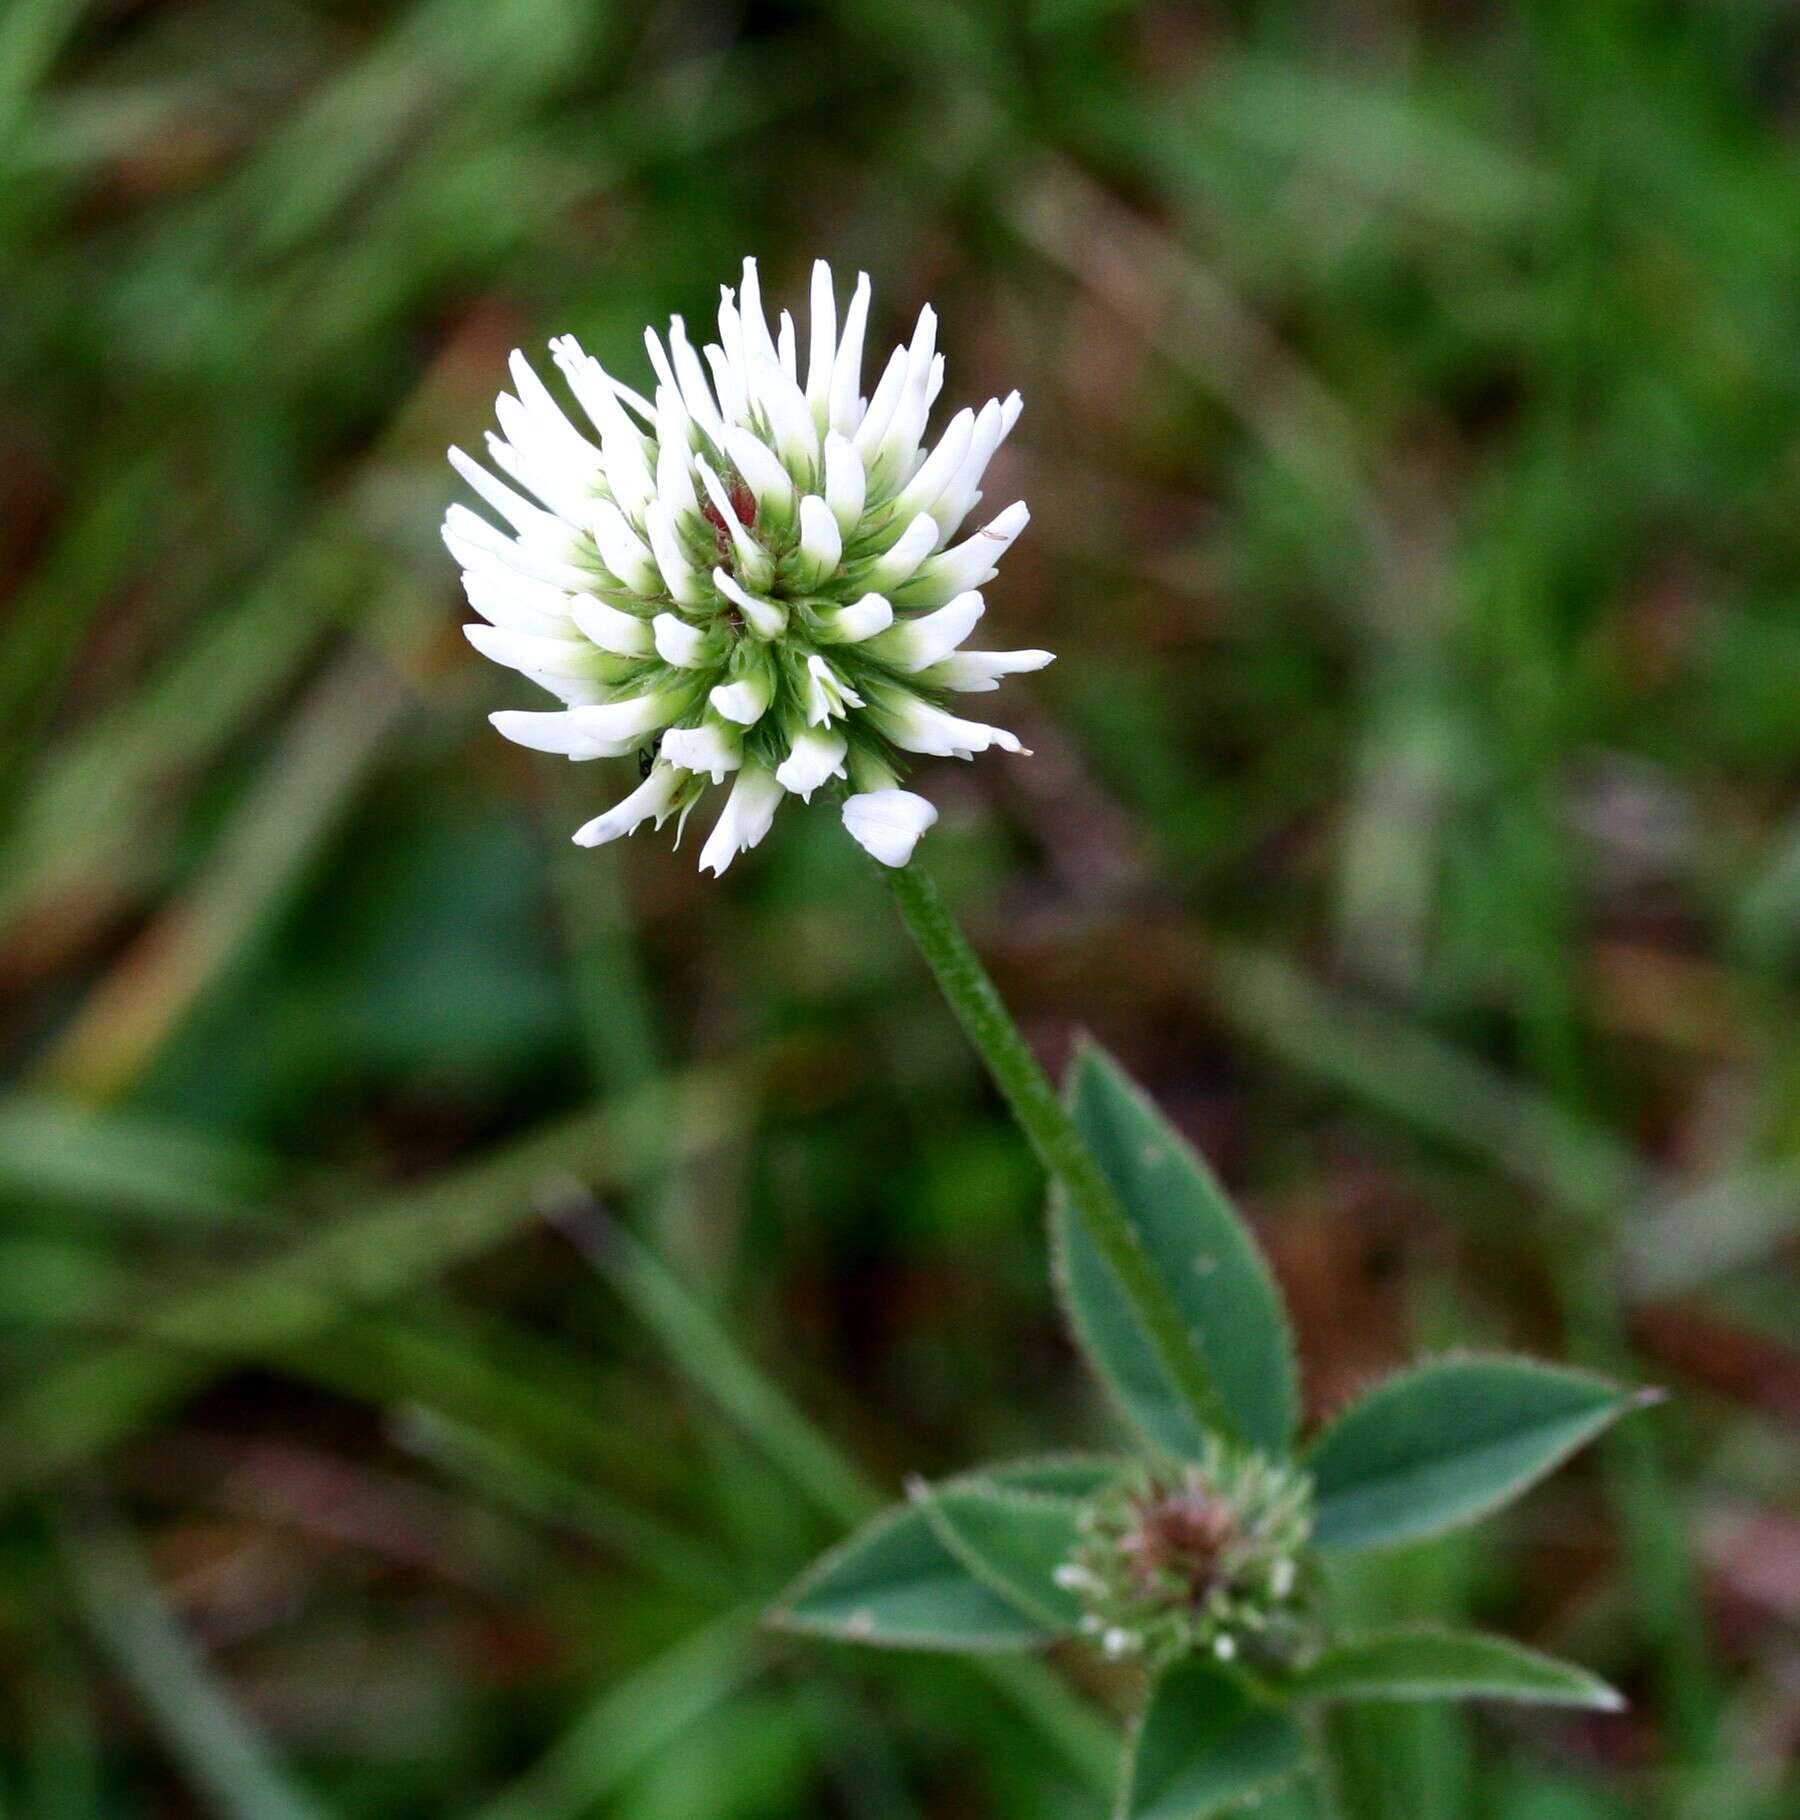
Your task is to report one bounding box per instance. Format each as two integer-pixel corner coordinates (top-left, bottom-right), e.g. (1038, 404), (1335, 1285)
(772, 1041), (1646, 1819)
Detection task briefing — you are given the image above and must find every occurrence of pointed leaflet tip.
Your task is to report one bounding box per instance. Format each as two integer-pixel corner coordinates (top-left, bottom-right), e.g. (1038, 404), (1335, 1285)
(1306, 1355), (1647, 1554)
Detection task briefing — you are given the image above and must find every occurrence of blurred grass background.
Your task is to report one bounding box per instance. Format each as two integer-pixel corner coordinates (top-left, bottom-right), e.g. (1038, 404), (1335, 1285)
(2, 0), (1798, 1814)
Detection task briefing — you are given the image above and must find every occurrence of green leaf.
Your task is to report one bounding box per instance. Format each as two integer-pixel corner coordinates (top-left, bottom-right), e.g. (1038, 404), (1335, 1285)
(768, 1457), (1116, 1653)
(1120, 1657), (1308, 1820)
(768, 1501), (1051, 1652)
(1052, 1043), (1299, 1459)
(917, 1481), (1089, 1631)
(1287, 1628), (1623, 1710)
(1307, 1357), (1649, 1553)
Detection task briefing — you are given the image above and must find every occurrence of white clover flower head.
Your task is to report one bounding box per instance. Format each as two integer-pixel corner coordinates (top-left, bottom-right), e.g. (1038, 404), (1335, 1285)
(447, 258), (1051, 873)
(1062, 1444), (1318, 1671)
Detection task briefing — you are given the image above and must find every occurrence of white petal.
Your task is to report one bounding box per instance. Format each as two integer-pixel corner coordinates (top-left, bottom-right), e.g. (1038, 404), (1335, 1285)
(705, 340), (748, 432)
(693, 454), (772, 585)
(507, 349), (601, 464)
(661, 720), (742, 783)
(490, 390), (552, 466)
(753, 354), (819, 479)
(656, 435), (700, 523)
(654, 377), (693, 450)
(613, 377), (657, 426)
(645, 500), (705, 606)
(828, 271), (872, 435)
(931, 391), (1022, 539)
(721, 425), (796, 524)
(692, 449), (738, 523)
(709, 288), (751, 424)
(653, 612), (712, 669)
(805, 259), (837, 425)
(849, 345), (908, 463)
(600, 429), (657, 522)
(572, 764), (685, 847)
(870, 591), (985, 672)
(876, 695), (1025, 759)
(710, 672), (773, 727)
(493, 391), (598, 496)
(464, 623), (600, 680)
(446, 537), (586, 595)
(777, 309), (798, 380)
(842, 789), (938, 867)
(823, 432), (866, 536)
(549, 336), (642, 443)
(459, 567), (572, 639)
(712, 567), (787, 639)
(698, 762), (785, 876)
(927, 647), (1055, 692)
(569, 595), (653, 657)
(861, 305), (937, 486)
(890, 408), (974, 524)
(803, 653), (864, 726)
(789, 495), (842, 589)
(643, 326), (679, 400)
(896, 501), (1028, 606)
(443, 504), (588, 589)
(566, 691), (683, 749)
(814, 591), (893, 643)
(483, 430), (589, 526)
(590, 500), (661, 595)
(862, 512), (939, 591)
(518, 667), (607, 708)
(664, 316), (726, 445)
(737, 257), (780, 376)
(448, 446), (566, 544)
(490, 709), (613, 758)
(774, 727), (848, 800)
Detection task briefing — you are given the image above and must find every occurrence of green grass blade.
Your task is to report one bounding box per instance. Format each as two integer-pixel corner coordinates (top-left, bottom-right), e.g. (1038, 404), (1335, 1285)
(470, 1609), (759, 1820)
(56, 1500), (328, 1820)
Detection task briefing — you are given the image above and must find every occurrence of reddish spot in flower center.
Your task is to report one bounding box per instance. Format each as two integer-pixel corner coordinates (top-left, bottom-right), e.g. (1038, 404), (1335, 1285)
(699, 502), (732, 568)
(702, 475), (759, 565)
(1121, 1488), (1236, 1599)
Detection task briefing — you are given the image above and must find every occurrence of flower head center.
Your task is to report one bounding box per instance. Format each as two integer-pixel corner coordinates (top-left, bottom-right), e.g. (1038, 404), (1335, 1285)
(1121, 1484), (1238, 1596)
(1063, 1443), (1315, 1667)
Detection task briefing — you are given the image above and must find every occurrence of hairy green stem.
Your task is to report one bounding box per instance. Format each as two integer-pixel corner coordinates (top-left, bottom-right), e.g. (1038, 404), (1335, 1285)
(885, 861), (1237, 1445)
